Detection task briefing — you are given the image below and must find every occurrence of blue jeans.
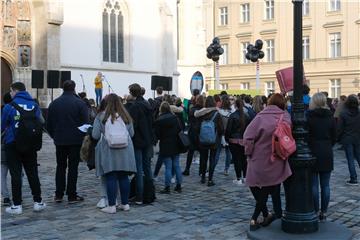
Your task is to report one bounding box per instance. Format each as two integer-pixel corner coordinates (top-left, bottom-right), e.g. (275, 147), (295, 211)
(105, 171), (129, 206)
(153, 154), (175, 178)
(214, 144), (231, 171)
(344, 144), (360, 181)
(312, 171), (331, 213)
(134, 148), (153, 201)
(163, 155), (182, 187)
(95, 88), (102, 106)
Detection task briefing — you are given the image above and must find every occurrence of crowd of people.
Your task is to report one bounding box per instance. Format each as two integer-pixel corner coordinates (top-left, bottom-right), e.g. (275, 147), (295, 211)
(1, 80), (360, 231)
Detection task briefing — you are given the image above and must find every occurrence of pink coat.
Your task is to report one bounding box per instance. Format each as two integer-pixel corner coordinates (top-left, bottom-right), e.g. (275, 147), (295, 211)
(243, 105), (292, 187)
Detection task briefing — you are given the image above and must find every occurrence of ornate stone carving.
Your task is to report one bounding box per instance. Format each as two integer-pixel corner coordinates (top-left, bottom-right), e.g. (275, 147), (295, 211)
(17, 0), (30, 20)
(17, 20), (30, 42)
(3, 0), (16, 26)
(18, 45), (30, 67)
(3, 26), (16, 48)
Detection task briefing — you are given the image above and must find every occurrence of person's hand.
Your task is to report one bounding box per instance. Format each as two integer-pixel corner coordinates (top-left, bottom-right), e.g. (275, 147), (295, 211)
(87, 126), (93, 136)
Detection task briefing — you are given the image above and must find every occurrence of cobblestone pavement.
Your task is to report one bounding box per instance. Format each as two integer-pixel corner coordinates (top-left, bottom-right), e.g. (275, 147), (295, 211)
(1, 135), (360, 239)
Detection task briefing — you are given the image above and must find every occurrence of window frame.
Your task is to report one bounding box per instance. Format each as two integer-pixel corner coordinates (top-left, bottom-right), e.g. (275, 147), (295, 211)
(265, 81), (275, 96)
(329, 32), (341, 58)
(265, 39), (275, 62)
(241, 3), (250, 23)
(264, 0), (274, 20)
(303, 0), (310, 16)
(240, 82), (250, 90)
(241, 41), (250, 64)
(219, 7), (228, 26)
(219, 44), (228, 65)
(329, 79), (341, 98)
(329, 0), (341, 12)
(302, 36), (310, 60)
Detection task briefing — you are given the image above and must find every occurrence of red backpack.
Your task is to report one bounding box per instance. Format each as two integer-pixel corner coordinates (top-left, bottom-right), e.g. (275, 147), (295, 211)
(271, 114), (296, 161)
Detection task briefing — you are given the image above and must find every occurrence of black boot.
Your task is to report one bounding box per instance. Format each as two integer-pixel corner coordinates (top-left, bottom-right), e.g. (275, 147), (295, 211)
(174, 184), (182, 193)
(160, 186), (170, 194)
(200, 175), (206, 184)
(182, 169), (190, 176)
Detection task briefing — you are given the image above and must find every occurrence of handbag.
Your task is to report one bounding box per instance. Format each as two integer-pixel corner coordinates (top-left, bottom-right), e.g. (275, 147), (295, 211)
(176, 117), (190, 152)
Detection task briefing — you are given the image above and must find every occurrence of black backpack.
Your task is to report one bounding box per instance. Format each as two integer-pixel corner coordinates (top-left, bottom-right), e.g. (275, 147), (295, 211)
(11, 102), (43, 153)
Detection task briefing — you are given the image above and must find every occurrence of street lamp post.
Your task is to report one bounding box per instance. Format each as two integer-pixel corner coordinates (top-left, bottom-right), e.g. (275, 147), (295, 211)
(245, 39), (265, 91)
(206, 37), (224, 90)
(281, 0), (318, 233)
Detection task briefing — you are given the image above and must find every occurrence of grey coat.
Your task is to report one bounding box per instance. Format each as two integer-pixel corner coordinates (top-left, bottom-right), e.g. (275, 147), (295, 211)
(92, 113), (137, 177)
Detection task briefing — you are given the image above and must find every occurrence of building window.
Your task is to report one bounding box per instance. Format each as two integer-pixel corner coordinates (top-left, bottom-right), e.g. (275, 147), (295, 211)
(240, 82), (250, 90)
(241, 3), (250, 23)
(241, 42), (250, 64)
(265, 81), (275, 96)
(205, 84), (209, 92)
(329, 79), (341, 98)
(264, 0), (274, 20)
(303, 36), (310, 60)
(219, 44), (228, 65)
(219, 7), (228, 26)
(303, 0), (309, 16)
(329, 0), (340, 11)
(329, 33), (341, 58)
(265, 39), (274, 62)
(103, 0), (124, 63)
(220, 83), (229, 90)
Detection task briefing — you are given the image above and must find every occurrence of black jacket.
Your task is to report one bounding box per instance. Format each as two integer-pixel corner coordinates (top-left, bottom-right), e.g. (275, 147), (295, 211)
(125, 97), (154, 149)
(307, 108), (336, 172)
(337, 108), (360, 145)
(47, 91), (89, 145)
(225, 110), (249, 142)
(188, 105), (202, 145)
(154, 112), (182, 157)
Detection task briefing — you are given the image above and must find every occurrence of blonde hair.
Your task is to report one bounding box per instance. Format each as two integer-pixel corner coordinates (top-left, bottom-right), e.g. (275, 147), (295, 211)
(309, 92), (328, 110)
(252, 95), (264, 113)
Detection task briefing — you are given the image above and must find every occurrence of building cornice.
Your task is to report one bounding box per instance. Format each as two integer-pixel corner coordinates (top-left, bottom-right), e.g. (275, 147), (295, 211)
(218, 34), (230, 40)
(303, 25), (312, 30)
(323, 21), (344, 28)
(259, 29), (277, 35)
(61, 64), (157, 74)
(235, 32), (252, 38)
(355, 19), (360, 25)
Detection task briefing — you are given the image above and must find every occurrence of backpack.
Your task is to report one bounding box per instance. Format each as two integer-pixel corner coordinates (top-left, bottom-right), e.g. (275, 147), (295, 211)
(11, 102), (43, 153)
(104, 115), (129, 148)
(271, 114), (296, 161)
(199, 112), (218, 145)
(244, 105), (256, 121)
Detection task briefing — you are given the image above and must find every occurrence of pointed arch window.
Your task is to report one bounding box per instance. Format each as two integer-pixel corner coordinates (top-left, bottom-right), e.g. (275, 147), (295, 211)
(103, 0), (124, 63)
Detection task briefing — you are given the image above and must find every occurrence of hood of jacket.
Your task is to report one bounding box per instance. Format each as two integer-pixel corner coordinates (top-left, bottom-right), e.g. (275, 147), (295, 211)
(194, 107), (217, 118)
(308, 108), (333, 118)
(258, 105), (286, 115)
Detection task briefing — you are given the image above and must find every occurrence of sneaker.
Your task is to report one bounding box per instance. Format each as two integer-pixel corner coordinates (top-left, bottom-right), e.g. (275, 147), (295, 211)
(346, 180), (358, 186)
(207, 180), (215, 187)
(3, 198), (11, 206)
(33, 201), (46, 212)
(171, 177), (176, 184)
(249, 220), (261, 231)
(68, 195), (84, 204)
(101, 206), (116, 214)
(224, 170), (229, 176)
(233, 179), (243, 185)
(135, 201), (143, 205)
(182, 170), (190, 176)
(153, 176), (158, 182)
(96, 197), (108, 208)
(5, 205), (22, 215)
(54, 195), (63, 203)
(242, 178), (246, 184)
(118, 204), (130, 211)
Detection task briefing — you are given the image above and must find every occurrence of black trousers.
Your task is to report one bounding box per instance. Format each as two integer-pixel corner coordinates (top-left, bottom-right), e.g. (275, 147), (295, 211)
(249, 184), (282, 221)
(229, 144), (247, 180)
(199, 148), (216, 181)
(55, 145), (81, 198)
(5, 143), (42, 205)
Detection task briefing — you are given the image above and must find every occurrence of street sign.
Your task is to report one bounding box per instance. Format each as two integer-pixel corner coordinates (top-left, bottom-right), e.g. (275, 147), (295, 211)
(190, 71), (204, 95)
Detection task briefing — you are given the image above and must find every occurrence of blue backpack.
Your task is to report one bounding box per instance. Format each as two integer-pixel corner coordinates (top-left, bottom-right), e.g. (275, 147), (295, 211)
(244, 106), (256, 121)
(199, 112), (218, 145)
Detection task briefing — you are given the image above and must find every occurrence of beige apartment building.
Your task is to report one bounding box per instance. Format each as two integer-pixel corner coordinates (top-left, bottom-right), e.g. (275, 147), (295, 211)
(203, 0), (360, 97)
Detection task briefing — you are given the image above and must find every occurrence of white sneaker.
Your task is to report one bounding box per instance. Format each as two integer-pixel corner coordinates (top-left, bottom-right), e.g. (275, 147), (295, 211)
(100, 206), (116, 214)
(242, 178), (246, 184)
(153, 176), (158, 182)
(96, 198), (108, 208)
(33, 201), (46, 212)
(233, 179), (243, 185)
(171, 177), (176, 184)
(118, 204), (130, 211)
(6, 205), (23, 215)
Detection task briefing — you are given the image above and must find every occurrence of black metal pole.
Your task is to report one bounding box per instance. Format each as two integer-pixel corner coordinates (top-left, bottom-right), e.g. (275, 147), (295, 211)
(281, 0), (318, 233)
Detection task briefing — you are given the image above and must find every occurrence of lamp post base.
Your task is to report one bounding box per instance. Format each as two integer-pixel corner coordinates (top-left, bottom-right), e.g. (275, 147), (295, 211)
(281, 211), (318, 233)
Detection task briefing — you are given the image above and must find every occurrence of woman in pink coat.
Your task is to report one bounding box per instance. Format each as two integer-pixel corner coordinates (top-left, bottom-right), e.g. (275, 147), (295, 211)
(243, 93), (292, 231)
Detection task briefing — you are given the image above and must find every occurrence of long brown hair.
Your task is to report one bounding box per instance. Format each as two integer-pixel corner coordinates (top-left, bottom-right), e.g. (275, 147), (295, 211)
(103, 93), (132, 124)
(235, 98), (246, 132)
